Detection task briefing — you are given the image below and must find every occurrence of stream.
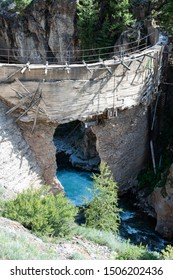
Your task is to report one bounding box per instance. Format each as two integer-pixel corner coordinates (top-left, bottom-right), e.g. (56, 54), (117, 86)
(57, 168), (170, 252)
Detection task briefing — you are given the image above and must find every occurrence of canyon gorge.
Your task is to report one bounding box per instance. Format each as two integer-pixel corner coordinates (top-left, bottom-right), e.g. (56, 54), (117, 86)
(1, 0), (173, 241)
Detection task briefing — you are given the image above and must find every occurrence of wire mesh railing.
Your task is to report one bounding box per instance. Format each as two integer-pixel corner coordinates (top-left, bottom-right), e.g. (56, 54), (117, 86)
(0, 33), (155, 65)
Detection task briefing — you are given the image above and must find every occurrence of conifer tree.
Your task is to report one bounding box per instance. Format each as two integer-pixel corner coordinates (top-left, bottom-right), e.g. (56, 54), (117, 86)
(154, 0), (173, 34)
(77, 0), (133, 49)
(77, 0), (99, 49)
(84, 162), (121, 235)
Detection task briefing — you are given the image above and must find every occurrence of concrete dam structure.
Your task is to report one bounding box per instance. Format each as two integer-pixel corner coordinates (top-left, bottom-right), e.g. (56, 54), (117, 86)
(0, 34), (165, 198)
(0, 35), (163, 126)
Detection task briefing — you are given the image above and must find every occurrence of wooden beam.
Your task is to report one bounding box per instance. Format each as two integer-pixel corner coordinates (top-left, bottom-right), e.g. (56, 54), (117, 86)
(136, 59), (143, 63)
(6, 96), (30, 115)
(15, 78), (31, 95)
(65, 62), (70, 74)
(83, 60), (92, 73)
(15, 97), (41, 122)
(145, 54), (156, 60)
(121, 61), (131, 71)
(4, 67), (23, 81)
(45, 61), (48, 75)
(163, 82), (173, 85)
(21, 62), (30, 74)
(151, 92), (160, 131)
(99, 58), (112, 74)
(32, 104), (40, 133)
(150, 140), (156, 174)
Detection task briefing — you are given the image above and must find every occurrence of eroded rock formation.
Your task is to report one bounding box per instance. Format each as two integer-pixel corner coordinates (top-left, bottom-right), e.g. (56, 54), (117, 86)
(0, 100), (63, 198)
(148, 164), (173, 239)
(92, 105), (149, 193)
(0, 0), (76, 197)
(0, 101), (43, 199)
(19, 121), (63, 194)
(0, 0), (77, 63)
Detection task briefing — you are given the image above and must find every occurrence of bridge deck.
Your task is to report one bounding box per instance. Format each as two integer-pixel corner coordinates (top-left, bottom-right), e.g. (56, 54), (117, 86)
(0, 41), (164, 126)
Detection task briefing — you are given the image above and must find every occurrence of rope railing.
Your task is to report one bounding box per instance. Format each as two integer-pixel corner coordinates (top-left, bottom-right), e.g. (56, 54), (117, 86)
(0, 33), (156, 65)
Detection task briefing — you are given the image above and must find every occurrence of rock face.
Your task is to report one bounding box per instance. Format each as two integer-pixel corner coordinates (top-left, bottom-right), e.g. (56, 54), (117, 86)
(148, 164), (173, 239)
(19, 121), (63, 194)
(92, 105), (149, 192)
(0, 0), (77, 63)
(0, 0), (76, 197)
(0, 101), (43, 199)
(0, 100), (63, 199)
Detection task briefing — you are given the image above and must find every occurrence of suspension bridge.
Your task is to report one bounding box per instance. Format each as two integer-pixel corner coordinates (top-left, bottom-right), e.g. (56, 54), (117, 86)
(0, 33), (165, 128)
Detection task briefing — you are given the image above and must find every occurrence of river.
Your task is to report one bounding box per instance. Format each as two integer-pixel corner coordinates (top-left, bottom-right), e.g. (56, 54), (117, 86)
(57, 168), (170, 252)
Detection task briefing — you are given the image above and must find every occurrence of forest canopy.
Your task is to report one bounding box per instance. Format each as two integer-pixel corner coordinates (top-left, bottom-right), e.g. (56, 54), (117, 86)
(77, 0), (133, 49)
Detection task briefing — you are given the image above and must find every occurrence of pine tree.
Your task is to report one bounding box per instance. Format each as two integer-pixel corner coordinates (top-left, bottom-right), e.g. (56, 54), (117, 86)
(84, 162), (121, 235)
(77, 0), (99, 49)
(154, 0), (173, 34)
(77, 0), (133, 50)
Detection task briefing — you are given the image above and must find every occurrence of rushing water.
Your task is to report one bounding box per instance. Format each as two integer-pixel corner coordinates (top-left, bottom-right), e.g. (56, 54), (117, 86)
(57, 168), (170, 252)
(57, 168), (94, 206)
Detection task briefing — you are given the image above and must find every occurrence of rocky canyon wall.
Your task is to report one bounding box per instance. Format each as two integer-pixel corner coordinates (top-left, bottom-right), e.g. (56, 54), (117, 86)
(0, 101), (43, 199)
(0, 0), (163, 199)
(0, 0), (77, 63)
(148, 164), (173, 239)
(0, 101), (63, 199)
(0, 0), (76, 198)
(92, 105), (149, 192)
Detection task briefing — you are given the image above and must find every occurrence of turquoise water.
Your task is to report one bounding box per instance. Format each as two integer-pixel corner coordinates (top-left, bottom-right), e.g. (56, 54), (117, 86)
(56, 168), (171, 251)
(57, 169), (94, 206)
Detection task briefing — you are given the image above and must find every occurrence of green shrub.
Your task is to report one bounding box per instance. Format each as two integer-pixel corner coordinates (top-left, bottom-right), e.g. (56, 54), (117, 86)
(1, 186), (78, 237)
(111, 240), (160, 260)
(15, 0), (32, 11)
(161, 245), (173, 260)
(0, 227), (58, 260)
(75, 225), (120, 250)
(70, 252), (86, 260)
(84, 162), (121, 234)
(74, 226), (159, 260)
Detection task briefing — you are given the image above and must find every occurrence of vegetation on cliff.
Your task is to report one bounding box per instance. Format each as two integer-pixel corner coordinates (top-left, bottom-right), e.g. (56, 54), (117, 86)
(1, 162), (173, 260)
(15, 0), (31, 10)
(1, 216), (173, 260)
(1, 186), (77, 237)
(77, 0), (133, 49)
(1, 163), (121, 237)
(152, 0), (173, 34)
(1, 0), (173, 260)
(0, 0), (32, 10)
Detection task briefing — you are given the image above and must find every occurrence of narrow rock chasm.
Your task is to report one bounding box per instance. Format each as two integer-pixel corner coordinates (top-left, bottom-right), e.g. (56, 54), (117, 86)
(53, 120), (101, 172)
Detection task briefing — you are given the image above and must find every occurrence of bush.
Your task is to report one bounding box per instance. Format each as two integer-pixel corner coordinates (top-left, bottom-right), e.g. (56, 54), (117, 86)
(74, 226), (159, 260)
(75, 225), (120, 250)
(111, 240), (159, 260)
(15, 0), (32, 11)
(1, 186), (78, 237)
(0, 227), (58, 260)
(161, 245), (173, 260)
(84, 162), (121, 234)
